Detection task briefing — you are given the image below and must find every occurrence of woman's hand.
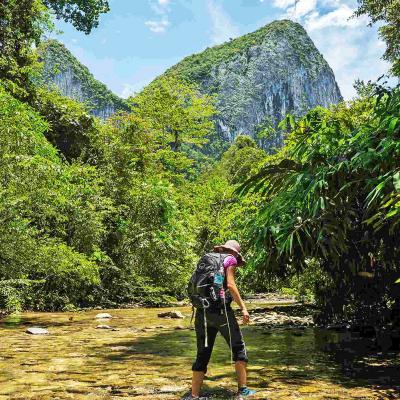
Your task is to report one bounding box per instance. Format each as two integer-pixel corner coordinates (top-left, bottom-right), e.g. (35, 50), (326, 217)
(242, 308), (250, 325)
(226, 267), (250, 324)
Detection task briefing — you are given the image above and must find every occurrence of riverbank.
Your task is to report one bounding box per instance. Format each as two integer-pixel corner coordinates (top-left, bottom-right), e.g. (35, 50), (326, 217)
(1, 303), (399, 399)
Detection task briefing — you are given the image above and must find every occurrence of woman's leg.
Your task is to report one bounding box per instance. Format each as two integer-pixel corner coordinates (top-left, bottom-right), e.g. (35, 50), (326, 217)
(191, 310), (218, 397)
(218, 309), (249, 389)
(235, 360), (247, 388)
(191, 371), (205, 397)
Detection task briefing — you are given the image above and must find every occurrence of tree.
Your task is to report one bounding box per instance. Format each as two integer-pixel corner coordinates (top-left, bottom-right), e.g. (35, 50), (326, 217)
(131, 76), (216, 153)
(189, 135), (267, 286)
(43, 0), (109, 34)
(355, 0), (400, 75)
(0, 0), (49, 97)
(239, 86), (400, 325)
(0, 0), (110, 97)
(0, 85), (110, 311)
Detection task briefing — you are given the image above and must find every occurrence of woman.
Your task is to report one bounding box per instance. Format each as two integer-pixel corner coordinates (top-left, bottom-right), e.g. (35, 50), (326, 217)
(189, 240), (256, 399)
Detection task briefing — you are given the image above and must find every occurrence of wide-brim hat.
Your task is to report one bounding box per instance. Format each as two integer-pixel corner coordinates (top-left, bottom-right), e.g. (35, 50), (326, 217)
(213, 240), (246, 266)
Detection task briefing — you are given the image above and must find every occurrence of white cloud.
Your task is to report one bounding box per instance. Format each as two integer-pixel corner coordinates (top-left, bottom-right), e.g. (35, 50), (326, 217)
(145, 18), (169, 33)
(151, 0), (170, 15)
(273, 0), (296, 8)
(305, 4), (366, 31)
(289, 0), (317, 18)
(272, 0), (317, 18)
(207, 0), (240, 44)
(121, 83), (136, 98)
(120, 83), (138, 99)
(307, 21), (390, 99)
(319, 0), (341, 6)
(146, 0), (172, 34)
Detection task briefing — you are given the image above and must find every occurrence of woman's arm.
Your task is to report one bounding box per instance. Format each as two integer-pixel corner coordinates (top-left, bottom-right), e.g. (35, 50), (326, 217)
(226, 266), (250, 324)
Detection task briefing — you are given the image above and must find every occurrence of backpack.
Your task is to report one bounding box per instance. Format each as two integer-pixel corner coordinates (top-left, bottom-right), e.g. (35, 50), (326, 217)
(187, 252), (232, 310)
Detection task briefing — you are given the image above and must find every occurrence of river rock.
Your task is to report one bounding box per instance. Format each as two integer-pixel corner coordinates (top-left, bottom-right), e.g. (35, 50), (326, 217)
(95, 313), (112, 319)
(159, 385), (186, 393)
(96, 324), (112, 329)
(174, 326), (185, 330)
(26, 327), (49, 335)
(157, 310), (184, 319)
(0, 310), (11, 319)
(251, 309), (314, 328)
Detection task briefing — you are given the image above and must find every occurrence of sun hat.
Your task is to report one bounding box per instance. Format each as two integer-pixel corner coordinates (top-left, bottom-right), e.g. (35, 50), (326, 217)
(213, 240), (246, 266)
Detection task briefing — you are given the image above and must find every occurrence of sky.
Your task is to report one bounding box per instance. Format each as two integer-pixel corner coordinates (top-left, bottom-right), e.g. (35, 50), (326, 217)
(51, 0), (390, 100)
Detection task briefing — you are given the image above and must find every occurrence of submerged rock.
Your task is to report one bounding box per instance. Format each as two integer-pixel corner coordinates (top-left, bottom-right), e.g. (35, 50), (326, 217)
(157, 310), (185, 319)
(96, 324), (112, 329)
(95, 313), (112, 319)
(26, 327), (49, 335)
(159, 385), (186, 393)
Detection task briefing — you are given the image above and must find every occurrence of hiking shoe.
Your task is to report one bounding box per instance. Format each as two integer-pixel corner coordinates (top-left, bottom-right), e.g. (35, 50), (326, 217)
(238, 386), (256, 397)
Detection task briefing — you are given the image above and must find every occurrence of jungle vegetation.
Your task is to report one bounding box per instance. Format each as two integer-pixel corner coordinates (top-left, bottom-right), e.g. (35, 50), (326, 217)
(0, 0), (399, 334)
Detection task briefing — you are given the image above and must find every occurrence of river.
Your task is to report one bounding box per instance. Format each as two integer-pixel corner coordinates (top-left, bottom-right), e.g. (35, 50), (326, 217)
(0, 304), (399, 399)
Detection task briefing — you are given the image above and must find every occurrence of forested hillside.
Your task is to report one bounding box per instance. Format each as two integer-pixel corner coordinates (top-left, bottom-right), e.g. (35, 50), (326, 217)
(1, 0), (400, 340)
(38, 40), (129, 119)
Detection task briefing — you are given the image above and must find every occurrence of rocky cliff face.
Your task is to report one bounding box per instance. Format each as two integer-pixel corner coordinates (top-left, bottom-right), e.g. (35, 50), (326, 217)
(164, 20), (342, 148)
(38, 40), (129, 119)
(39, 21), (342, 149)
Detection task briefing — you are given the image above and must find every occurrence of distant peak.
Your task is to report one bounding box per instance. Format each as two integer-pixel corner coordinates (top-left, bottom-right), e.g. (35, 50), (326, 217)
(162, 19), (322, 83)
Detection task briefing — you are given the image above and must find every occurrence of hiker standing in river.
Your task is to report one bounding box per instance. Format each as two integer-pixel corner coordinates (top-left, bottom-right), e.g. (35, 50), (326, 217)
(187, 240), (256, 399)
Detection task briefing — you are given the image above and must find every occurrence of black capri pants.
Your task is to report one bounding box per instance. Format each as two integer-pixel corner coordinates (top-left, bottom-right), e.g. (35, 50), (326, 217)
(192, 307), (248, 373)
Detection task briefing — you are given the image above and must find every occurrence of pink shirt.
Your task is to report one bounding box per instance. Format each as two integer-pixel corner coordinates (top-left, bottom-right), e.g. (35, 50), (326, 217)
(223, 255), (237, 270)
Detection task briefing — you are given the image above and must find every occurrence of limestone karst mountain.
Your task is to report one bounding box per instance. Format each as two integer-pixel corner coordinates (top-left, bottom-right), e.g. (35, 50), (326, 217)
(38, 40), (129, 119)
(160, 19), (342, 148)
(40, 20), (342, 149)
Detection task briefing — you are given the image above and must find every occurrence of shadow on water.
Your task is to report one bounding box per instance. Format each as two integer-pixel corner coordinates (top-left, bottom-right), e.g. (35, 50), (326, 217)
(314, 328), (400, 392)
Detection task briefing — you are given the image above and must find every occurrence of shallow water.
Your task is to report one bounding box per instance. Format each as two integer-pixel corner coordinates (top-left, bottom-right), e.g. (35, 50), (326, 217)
(0, 306), (399, 399)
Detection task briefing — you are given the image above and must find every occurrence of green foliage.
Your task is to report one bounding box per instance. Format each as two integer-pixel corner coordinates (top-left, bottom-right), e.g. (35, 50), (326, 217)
(0, 0), (109, 100)
(43, 0), (110, 34)
(355, 0), (400, 76)
(0, 84), (107, 311)
(131, 76), (216, 153)
(33, 87), (98, 160)
(0, 280), (34, 312)
(2, 2), (226, 312)
(89, 98), (211, 305)
(280, 259), (325, 303)
(239, 84), (400, 324)
(0, 0), (51, 98)
(163, 20), (324, 84)
(188, 135), (267, 294)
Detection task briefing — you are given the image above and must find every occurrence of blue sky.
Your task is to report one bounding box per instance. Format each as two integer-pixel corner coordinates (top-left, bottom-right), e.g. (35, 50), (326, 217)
(51, 0), (390, 100)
